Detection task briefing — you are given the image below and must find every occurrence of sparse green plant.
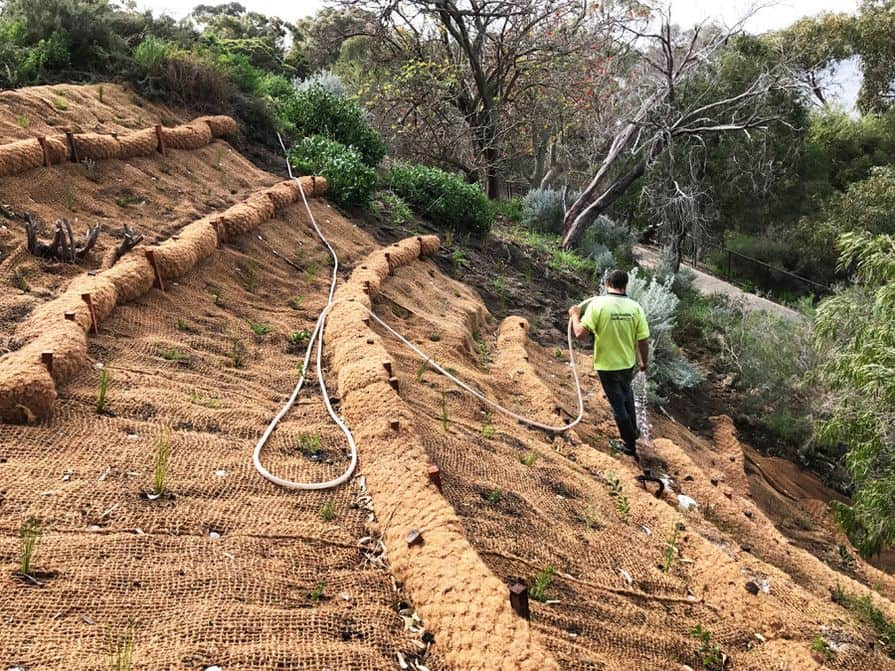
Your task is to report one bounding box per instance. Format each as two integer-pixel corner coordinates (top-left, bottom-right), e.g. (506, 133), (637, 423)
(795, 516), (815, 531)
(16, 114), (29, 128)
(440, 390), (449, 431)
(81, 157), (98, 182)
(492, 276), (506, 295)
(189, 392), (220, 408)
(481, 414), (496, 439)
(212, 146), (224, 170)
(307, 580), (326, 603)
(114, 192), (138, 208)
(306, 262), (319, 284)
(289, 329), (311, 345)
(477, 339), (491, 368)
(831, 585), (895, 654)
(554, 347), (564, 359)
(530, 564), (556, 602)
(689, 624), (726, 670)
(238, 263), (257, 292)
(289, 295), (304, 310)
(152, 430), (172, 496)
(176, 319), (191, 332)
(209, 284), (223, 306)
(428, 332), (442, 342)
(63, 184), (75, 211)
(246, 319), (272, 336)
(158, 347), (189, 362)
(95, 367), (111, 414)
(298, 432), (322, 455)
(451, 249), (469, 270)
(19, 516), (41, 576)
(583, 503), (600, 530)
(415, 360), (429, 383)
(811, 636), (834, 661)
(485, 488), (503, 503)
(13, 267), (30, 292)
(319, 498), (337, 521)
(53, 96), (68, 111)
(97, 85), (104, 103)
(662, 523), (684, 573)
(519, 451), (539, 467)
(107, 620), (136, 671)
(229, 337), (244, 368)
(605, 471), (630, 522)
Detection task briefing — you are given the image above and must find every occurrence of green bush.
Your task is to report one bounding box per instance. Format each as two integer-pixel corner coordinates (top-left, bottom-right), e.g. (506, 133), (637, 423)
(133, 35), (176, 76)
(522, 188), (565, 234)
(579, 215), (636, 266)
(493, 196), (522, 224)
(289, 135), (377, 208)
(386, 164), (493, 238)
(282, 83), (386, 166)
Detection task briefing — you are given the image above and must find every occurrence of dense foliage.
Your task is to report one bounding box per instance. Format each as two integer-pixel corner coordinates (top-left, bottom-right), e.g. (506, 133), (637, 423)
(288, 135), (377, 208)
(386, 164), (493, 238)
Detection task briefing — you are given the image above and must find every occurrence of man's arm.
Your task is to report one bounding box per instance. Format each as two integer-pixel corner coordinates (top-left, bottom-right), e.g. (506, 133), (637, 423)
(637, 338), (649, 371)
(568, 305), (590, 340)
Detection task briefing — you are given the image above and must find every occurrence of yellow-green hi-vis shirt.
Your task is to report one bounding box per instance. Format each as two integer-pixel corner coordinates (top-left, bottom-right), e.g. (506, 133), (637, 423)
(579, 294), (650, 371)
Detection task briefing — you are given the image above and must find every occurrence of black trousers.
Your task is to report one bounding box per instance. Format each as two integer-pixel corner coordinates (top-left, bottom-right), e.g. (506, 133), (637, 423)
(597, 366), (639, 451)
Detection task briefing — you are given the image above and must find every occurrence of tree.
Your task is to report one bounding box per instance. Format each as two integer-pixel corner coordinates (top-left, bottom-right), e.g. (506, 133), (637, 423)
(560, 8), (796, 262)
(339, 0), (615, 197)
(855, 0), (895, 112)
(815, 231), (895, 557)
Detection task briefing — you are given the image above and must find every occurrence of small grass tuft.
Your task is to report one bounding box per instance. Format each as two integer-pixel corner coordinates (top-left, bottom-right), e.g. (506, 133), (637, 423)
(554, 347), (564, 359)
(95, 367), (111, 414)
(53, 96), (68, 111)
(114, 192), (138, 208)
(289, 295), (304, 310)
(519, 451), (539, 467)
(604, 471), (630, 522)
(246, 319), (272, 336)
(289, 329), (311, 345)
(530, 564), (556, 602)
(811, 636), (833, 661)
(415, 360), (429, 383)
(176, 319), (192, 332)
(662, 522), (684, 573)
(189, 392), (220, 409)
(832, 585), (895, 654)
(484, 488), (503, 503)
(689, 624), (726, 670)
(16, 113), (29, 128)
(308, 580), (326, 603)
(319, 498), (337, 521)
(19, 516), (41, 576)
(298, 432), (322, 455)
(107, 619), (136, 671)
(13, 267), (30, 292)
(583, 503), (600, 530)
(229, 336), (244, 368)
(158, 347), (189, 362)
(152, 430), (172, 496)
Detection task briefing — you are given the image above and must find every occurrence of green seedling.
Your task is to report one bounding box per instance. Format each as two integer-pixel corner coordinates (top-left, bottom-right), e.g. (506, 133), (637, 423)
(95, 367), (111, 414)
(485, 488), (503, 503)
(530, 564), (556, 603)
(189, 392), (220, 409)
(428, 332), (442, 342)
(152, 430), (172, 496)
(246, 319), (271, 336)
(298, 432), (322, 455)
(238, 263), (257, 292)
(158, 347), (189, 362)
(492, 276), (506, 295)
(107, 620), (136, 671)
(308, 580), (326, 603)
(811, 636), (833, 661)
(583, 503), (600, 530)
(554, 347), (564, 359)
(319, 498), (337, 521)
(53, 97), (68, 111)
(19, 516), (41, 576)
(477, 340), (491, 368)
(13, 267), (30, 292)
(689, 624), (726, 670)
(415, 360), (429, 383)
(114, 192), (138, 208)
(605, 471), (630, 522)
(451, 250), (469, 270)
(289, 329), (311, 345)
(209, 284), (223, 306)
(229, 337), (244, 368)
(82, 157), (98, 182)
(519, 451), (539, 467)
(16, 114), (29, 128)
(306, 262), (319, 284)
(289, 295), (304, 310)
(176, 319), (191, 332)
(481, 418), (495, 439)
(662, 522), (684, 573)
(97, 85), (104, 103)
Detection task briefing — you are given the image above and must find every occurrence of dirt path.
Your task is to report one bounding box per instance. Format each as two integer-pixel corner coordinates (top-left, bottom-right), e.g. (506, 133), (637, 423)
(634, 245), (801, 320)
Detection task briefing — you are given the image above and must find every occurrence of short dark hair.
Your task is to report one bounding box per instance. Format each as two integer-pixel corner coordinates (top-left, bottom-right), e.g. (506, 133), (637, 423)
(606, 269), (628, 290)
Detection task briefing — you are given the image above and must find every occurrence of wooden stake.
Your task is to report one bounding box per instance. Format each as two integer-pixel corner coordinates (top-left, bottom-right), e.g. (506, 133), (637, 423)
(384, 251), (393, 275)
(154, 124), (166, 155)
(65, 131), (79, 163)
(388, 377), (400, 393)
(41, 351), (54, 375)
(509, 583), (530, 620)
(427, 465), (442, 491)
(383, 361), (393, 376)
(145, 249), (165, 291)
(406, 529), (423, 547)
(63, 311), (76, 321)
(81, 293), (98, 335)
(389, 419), (400, 431)
(36, 136), (49, 167)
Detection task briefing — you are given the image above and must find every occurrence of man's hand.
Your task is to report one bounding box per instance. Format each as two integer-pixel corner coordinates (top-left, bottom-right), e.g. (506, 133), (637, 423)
(639, 361), (647, 372)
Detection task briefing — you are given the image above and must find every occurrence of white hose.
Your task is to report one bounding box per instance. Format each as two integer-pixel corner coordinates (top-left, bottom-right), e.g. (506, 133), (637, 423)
(251, 135), (585, 490)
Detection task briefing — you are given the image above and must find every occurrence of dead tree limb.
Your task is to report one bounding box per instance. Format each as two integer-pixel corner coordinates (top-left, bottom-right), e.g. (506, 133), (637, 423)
(23, 217), (104, 263)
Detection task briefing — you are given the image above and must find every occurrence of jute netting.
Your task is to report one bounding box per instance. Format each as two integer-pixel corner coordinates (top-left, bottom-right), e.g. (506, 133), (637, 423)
(0, 204), (448, 670)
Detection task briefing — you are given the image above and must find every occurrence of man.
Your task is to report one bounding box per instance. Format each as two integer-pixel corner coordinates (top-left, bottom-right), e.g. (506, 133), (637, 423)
(568, 269), (650, 460)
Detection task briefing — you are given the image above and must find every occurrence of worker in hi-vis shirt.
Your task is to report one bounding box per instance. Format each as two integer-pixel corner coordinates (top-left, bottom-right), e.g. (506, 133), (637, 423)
(568, 269), (650, 460)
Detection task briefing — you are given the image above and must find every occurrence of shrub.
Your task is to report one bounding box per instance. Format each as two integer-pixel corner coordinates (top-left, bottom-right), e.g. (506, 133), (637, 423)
(522, 188), (565, 234)
(371, 190), (413, 226)
(282, 83), (386, 166)
(493, 196), (523, 224)
(386, 164), (493, 238)
(578, 215), (636, 265)
(289, 135), (377, 208)
(133, 36), (176, 76)
(295, 69), (348, 98)
(623, 268), (701, 400)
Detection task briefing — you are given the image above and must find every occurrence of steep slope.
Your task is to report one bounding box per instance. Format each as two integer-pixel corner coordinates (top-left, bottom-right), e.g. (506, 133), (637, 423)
(0, 85), (893, 670)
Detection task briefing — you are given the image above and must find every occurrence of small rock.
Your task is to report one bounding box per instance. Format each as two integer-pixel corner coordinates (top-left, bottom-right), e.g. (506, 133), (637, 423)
(745, 580), (760, 595)
(740, 544), (752, 553)
(723, 488), (733, 499)
(209, 531), (221, 540)
(744, 510), (753, 519)
(710, 477), (719, 486)
(204, 667), (222, 671)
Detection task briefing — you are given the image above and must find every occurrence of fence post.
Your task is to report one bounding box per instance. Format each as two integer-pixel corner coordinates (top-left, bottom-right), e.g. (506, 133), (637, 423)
(727, 249), (732, 282)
